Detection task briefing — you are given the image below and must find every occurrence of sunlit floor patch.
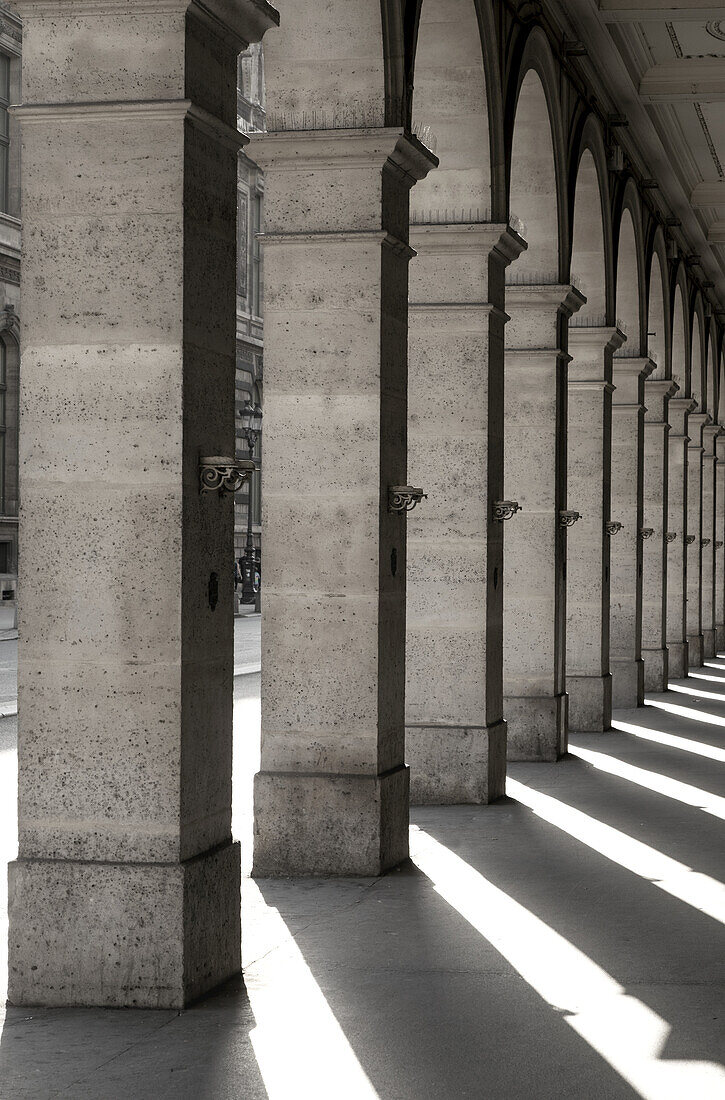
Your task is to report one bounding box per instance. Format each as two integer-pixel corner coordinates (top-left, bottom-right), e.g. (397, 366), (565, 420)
(689, 671), (725, 684)
(410, 827), (725, 1100)
(507, 778), (725, 926)
(611, 720), (725, 762)
(242, 879), (379, 1100)
(644, 697), (725, 728)
(668, 682), (725, 703)
(569, 743), (725, 821)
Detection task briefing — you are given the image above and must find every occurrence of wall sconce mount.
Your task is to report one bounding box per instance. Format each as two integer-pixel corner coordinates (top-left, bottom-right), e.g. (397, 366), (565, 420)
(389, 486), (427, 513)
(200, 457), (256, 495)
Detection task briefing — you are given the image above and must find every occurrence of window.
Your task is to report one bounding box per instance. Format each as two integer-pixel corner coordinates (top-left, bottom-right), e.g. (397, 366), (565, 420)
(0, 342), (7, 514)
(252, 192), (263, 318)
(0, 542), (10, 573)
(0, 55), (9, 214)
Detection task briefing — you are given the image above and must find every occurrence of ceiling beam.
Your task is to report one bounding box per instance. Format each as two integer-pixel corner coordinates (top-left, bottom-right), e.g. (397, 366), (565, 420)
(639, 60), (725, 102)
(692, 182), (725, 208)
(708, 223), (725, 244)
(599, 0), (725, 20)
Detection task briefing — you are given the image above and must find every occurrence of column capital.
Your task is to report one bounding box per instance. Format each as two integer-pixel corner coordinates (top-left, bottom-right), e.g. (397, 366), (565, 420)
(688, 411), (712, 449)
(715, 431), (725, 462)
(612, 356), (654, 404)
(644, 377), (679, 422)
(252, 127), (437, 181)
(702, 423), (722, 455)
(568, 324), (626, 350)
(505, 282), (586, 318)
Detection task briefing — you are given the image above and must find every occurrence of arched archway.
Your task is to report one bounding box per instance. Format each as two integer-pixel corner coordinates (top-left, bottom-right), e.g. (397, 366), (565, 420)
(503, 40), (579, 761)
(665, 274), (693, 678)
(609, 191), (649, 707)
(404, 0), (508, 805)
(565, 133), (617, 732)
(640, 237), (674, 691)
(686, 303), (709, 666)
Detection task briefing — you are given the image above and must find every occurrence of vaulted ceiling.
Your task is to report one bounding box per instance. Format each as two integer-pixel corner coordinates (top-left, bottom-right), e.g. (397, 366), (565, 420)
(552, 0), (725, 315)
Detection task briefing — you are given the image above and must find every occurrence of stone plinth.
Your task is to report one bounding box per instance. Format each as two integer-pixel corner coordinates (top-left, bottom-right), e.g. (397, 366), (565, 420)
(251, 128), (435, 874)
(566, 326), (623, 731)
(610, 358), (654, 707)
(641, 380), (678, 691)
(503, 284), (585, 760)
(405, 223), (523, 804)
(8, 0), (278, 1008)
(686, 413), (710, 669)
(666, 397), (696, 679)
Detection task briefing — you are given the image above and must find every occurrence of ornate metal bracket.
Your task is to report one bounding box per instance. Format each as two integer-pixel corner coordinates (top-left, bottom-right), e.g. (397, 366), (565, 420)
(685, 535), (696, 545)
(716, 541), (724, 550)
(702, 538), (711, 548)
(493, 500), (521, 522)
(665, 532), (677, 544)
(559, 510), (581, 528)
(639, 528), (655, 540)
(605, 521), (623, 536)
(388, 486), (427, 513)
(200, 456), (256, 495)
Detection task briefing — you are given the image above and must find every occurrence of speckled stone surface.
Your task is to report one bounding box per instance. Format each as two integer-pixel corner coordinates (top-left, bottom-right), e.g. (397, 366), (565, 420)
(8, 0), (272, 1006)
(666, 398), (694, 680)
(641, 381), (676, 693)
(251, 129), (433, 874)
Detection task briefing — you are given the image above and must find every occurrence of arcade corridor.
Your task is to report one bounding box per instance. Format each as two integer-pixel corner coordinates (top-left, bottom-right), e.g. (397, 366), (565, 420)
(1, 667), (723, 1098)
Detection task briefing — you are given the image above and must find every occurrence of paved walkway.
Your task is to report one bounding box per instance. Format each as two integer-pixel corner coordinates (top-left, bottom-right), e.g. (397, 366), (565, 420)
(1, 663), (724, 1098)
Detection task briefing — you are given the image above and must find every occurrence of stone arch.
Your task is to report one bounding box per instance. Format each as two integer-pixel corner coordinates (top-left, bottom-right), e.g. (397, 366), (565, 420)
(408, 0), (506, 218)
(568, 116), (613, 324)
(505, 28), (568, 280)
(670, 263), (691, 396)
(707, 320), (718, 421)
(691, 294), (707, 410)
(644, 227), (671, 381)
(262, 2), (402, 129)
(410, 0), (496, 220)
(613, 180), (646, 355)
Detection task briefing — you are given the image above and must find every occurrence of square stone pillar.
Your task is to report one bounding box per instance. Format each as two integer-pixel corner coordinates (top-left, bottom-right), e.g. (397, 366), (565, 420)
(610, 358), (654, 707)
(666, 396), (696, 678)
(503, 284), (585, 760)
(251, 129), (435, 875)
(405, 223), (524, 804)
(686, 413), (710, 669)
(701, 426), (719, 659)
(8, 0), (279, 1008)
(566, 326), (624, 731)
(641, 380), (678, 691)
(715, 434), (725, 652)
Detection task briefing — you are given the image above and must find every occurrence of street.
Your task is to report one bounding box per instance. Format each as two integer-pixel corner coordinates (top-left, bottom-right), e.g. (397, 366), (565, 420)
(0, 614), (262, 714)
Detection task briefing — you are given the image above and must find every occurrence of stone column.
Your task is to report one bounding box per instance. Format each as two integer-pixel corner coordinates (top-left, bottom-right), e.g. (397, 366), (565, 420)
(701, 425), (719, 659)
(686, 413), (710, 669)
(251, 130), (434, 874)
(641, 380), (678, 691)
(405, 223), (524, 804)
(8, 0), (278, 1008)
(566, 326), (624, 731)
(666, 397), (697, 678)
(503, 284), (585, 760)
(715, 433), (725, 652)
(610, 358), (654, 707)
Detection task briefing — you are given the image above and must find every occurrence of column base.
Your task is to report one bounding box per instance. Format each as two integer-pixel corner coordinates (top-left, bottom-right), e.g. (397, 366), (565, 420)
(716, 624), (725, 654)
(567, 674), (612, 733)
(504, 693), (567, 761)
(666, 640), (689, 680)
(642, 646), (669, 693)
(611, 657), (644, 708)
(253, 765), (409, 876)
(687, 633), (704, 669)
(406, 720), (506, 805)
(8, 842), (241, 1009)
(703, 628), (716, 660)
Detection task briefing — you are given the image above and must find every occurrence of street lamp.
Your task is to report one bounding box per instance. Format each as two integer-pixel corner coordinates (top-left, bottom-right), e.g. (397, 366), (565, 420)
(239, 399), (262, 605)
